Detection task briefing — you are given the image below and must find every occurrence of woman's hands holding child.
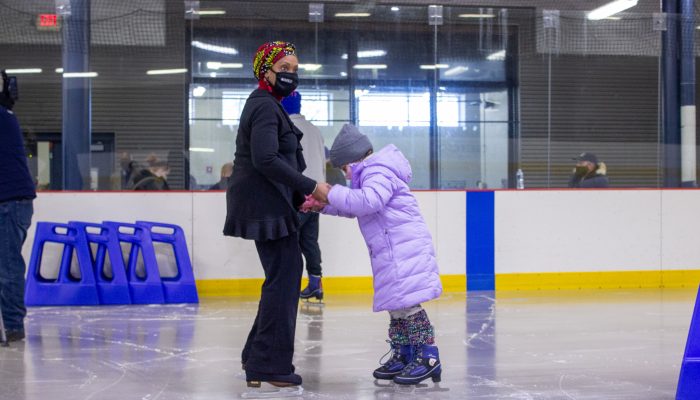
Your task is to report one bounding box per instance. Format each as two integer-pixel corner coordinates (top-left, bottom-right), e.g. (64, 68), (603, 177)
(302, 182), (332, 213)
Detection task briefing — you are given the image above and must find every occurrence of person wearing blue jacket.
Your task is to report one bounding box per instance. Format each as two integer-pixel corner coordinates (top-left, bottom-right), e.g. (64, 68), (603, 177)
(0, 70), (35, 342)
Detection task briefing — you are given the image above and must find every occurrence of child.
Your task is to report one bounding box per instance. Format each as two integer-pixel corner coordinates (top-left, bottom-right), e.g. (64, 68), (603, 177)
(305, 124), (443, 385)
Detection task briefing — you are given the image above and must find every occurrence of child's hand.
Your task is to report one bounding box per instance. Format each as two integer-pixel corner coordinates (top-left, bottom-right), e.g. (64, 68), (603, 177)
(300, 194), (327, 213)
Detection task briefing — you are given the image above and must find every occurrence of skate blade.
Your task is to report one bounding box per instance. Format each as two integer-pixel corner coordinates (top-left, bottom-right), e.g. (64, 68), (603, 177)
(241, 383), (303, 398)
(301, 299), (324, 306)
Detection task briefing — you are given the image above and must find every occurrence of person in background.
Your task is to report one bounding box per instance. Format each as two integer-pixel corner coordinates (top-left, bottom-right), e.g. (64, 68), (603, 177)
(324, 146), (346, 186)
(0, 70), (36, 342)
(119, 152), (139, 190)
(223, 41), (330, 390)
(209, 162), (233, 190)
(132, 156), (171, 190)
(281, 92), (326, 301)
(568, 152), (609, 188)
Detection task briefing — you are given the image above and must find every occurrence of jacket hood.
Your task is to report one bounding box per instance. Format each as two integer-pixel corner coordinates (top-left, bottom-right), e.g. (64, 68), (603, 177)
(353, 144), (412, 184)
(596, 162), (607, 176)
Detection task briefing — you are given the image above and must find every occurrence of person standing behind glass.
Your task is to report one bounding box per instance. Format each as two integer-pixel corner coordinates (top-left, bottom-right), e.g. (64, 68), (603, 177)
(223, 42), (330, 389)
(0, 70), (35, 342)
(568, 152), (609, 188)
(281, 92), (326, 301)
(209, 162), (233, 190)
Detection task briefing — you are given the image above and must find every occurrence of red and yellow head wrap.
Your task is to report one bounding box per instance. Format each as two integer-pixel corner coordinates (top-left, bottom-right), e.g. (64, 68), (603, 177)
(253, 41), (296, 81)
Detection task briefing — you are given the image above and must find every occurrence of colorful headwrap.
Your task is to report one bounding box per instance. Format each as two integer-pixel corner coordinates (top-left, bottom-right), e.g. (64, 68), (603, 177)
(253, 41), (296, 81)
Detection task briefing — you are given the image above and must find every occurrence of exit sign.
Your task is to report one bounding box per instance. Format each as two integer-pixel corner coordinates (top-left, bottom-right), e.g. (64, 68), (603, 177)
(36, 14), (60, 31)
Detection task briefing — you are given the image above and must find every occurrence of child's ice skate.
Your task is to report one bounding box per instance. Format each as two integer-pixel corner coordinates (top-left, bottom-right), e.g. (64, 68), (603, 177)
(241, 371), (303, 399)
(300, 274), (323, 304)
(373, 342), (414, 380)
(393, 344), (441, 385)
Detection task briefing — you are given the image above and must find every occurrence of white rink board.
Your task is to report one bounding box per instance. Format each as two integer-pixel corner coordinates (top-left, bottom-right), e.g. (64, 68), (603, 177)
(22, 190), (700, 280)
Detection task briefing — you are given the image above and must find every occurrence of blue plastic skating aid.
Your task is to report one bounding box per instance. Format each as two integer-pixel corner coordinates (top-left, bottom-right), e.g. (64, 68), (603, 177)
(676, 284), (700, 399)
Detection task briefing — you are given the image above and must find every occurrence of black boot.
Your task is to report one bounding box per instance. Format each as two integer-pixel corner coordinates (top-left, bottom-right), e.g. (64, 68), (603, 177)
(245, 370), (302, 388)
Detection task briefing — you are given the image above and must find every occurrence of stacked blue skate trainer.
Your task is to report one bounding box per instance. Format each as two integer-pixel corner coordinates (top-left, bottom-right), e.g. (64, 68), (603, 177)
(676, 284), (700, 399)
(25, 220), (198, 306)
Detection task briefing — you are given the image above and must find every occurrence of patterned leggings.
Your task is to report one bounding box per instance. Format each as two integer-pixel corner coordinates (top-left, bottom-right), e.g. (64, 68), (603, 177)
(388, 305), (435, 345)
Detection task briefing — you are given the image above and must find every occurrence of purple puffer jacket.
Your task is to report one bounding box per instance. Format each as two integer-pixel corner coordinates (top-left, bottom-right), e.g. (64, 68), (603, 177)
(323, 144), (442, 312)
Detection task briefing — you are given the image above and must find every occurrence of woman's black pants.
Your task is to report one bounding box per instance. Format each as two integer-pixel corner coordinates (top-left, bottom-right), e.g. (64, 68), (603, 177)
(242, 232), (303, 374)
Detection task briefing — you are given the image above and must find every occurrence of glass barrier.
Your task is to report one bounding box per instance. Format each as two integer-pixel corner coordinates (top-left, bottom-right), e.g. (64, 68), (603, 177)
(1, 1), (695, 190)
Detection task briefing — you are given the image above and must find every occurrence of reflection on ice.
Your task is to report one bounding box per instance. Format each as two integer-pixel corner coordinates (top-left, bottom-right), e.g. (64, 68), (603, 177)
(0, 291), (692, 399)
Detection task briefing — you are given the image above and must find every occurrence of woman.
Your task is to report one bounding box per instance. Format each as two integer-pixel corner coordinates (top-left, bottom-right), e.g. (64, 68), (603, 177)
(223, 41), (329, 388)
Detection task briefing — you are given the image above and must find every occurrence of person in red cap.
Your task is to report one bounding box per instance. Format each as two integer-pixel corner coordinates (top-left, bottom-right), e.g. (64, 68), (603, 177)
(223, 41), (330, 391)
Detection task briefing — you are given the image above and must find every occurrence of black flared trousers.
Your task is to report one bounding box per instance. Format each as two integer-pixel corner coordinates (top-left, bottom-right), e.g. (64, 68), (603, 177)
(242, 232), (303, 374)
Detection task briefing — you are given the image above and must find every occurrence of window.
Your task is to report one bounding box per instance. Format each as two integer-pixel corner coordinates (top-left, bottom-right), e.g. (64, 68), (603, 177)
(357, 91), (463, 128)
(221, 89), (332, 127)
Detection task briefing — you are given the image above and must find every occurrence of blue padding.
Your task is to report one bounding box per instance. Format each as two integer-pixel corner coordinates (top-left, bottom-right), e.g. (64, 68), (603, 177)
(677, 284), (700, 399)
(466, 191), (495, 291)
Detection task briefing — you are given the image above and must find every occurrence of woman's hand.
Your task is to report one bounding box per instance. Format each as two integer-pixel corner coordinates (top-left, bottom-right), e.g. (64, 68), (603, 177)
(312, 182), (331, 203)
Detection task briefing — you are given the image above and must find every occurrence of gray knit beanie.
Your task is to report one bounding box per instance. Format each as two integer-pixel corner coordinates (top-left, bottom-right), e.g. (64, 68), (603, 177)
(329, 124), (373, 168)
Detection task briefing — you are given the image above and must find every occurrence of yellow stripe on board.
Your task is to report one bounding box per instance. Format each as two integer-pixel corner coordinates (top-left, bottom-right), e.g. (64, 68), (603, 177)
(196, 274), (467, 297)
(496, 270), (700, 291)
(195, 270), (700, 297)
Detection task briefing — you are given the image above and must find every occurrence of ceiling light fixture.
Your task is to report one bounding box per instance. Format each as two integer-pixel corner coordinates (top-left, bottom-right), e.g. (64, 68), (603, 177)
(147, 68), (188, 75)
(207, 62), (243, 70)
(458, 13), (495, 19)
(192, 41), (238, 55)
(5, 68), (42, 74)
(353, 64), (387, 70)
(419, 64), (449, 70)
(196, 10), (226, 16)
(299, 64), (322, 71)
(486, 50), (506, 61)
(335, 12), (371, 18)
(587, 0), (638, 20)
(63, 72), (98, 78)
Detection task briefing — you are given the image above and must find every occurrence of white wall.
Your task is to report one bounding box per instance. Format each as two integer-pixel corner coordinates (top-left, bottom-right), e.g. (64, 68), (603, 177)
(495, 190), (663, 273)
(23, 191), (467, 280)
(22, 190), (700, 281)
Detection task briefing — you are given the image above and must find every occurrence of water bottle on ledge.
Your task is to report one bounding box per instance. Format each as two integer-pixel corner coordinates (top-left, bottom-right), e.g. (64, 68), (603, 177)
(516, 169), (525, 189)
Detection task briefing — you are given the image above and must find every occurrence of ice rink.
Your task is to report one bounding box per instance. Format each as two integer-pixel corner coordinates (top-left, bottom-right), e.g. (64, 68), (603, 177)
(0, 288), (694, 399)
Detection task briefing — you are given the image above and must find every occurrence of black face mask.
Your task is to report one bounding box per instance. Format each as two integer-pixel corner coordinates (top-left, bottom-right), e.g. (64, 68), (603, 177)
(270, 70), (298, 97)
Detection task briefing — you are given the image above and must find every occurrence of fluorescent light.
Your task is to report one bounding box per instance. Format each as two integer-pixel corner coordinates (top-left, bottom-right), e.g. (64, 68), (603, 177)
(147, 68), (188, 75)
(192, 86), (206, 97)
(341, 50), (387, 60)
(335, 12), (371, 18)
(340, 72), (348, 77)
(191, 41), (238, 55)
(299, 64), (322, 71)
(604, 16), (622, 20)
(55, 68), (63, 73)
(189, 147), (215, 153)
(444, 66), (469, 76)
(5, 68), (42, 74)
(353, 64), (387, 70)
(358, 50), (387, 58)
(391, 6), (400, 12)
(486, 50), (506, 61)
(587, 0), (638, 20)
(196, 10), (226, 16)
(206, 62), (243, 70)
(63, 72), (98, 78)
(420, 64), (449, 70)
(458, 13), (495, 18)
